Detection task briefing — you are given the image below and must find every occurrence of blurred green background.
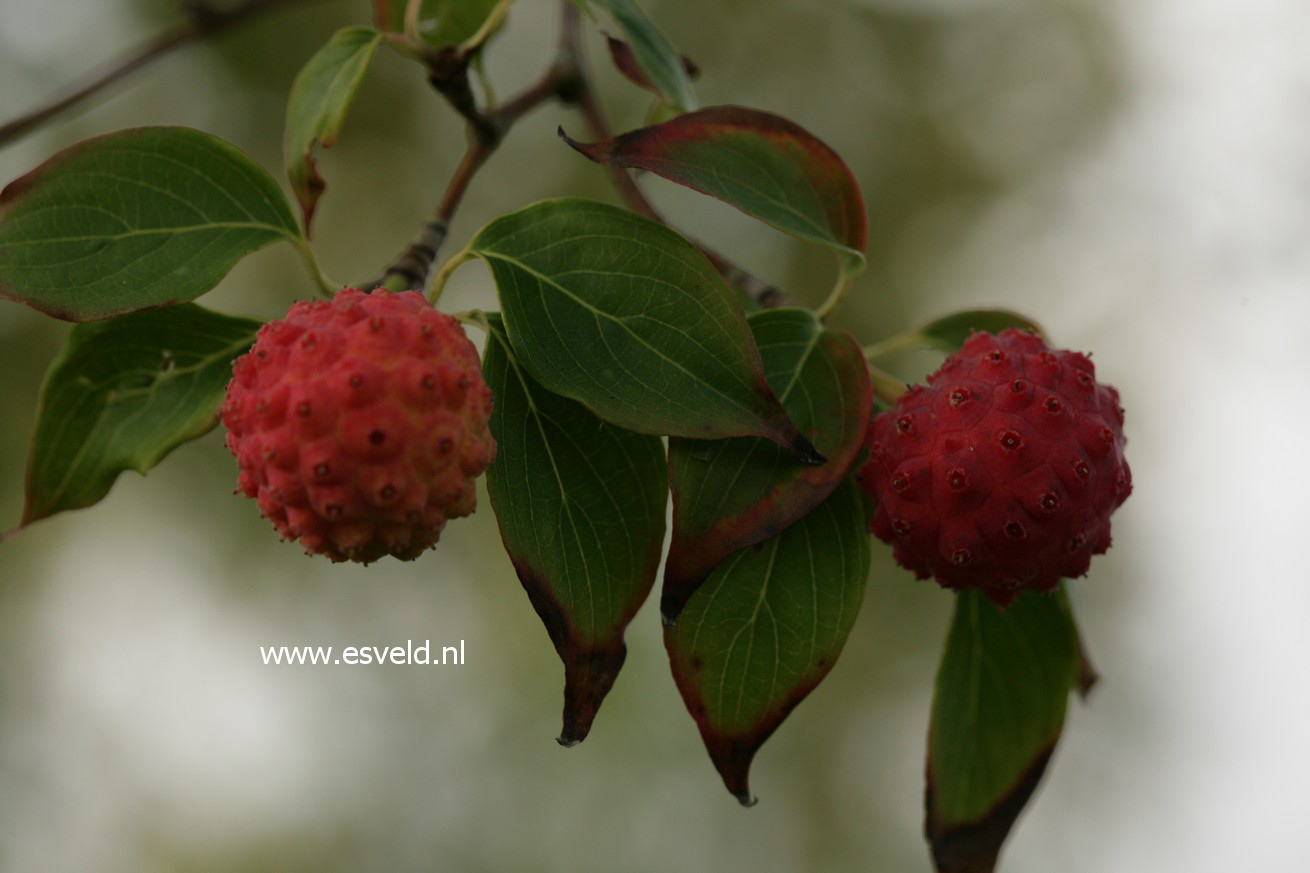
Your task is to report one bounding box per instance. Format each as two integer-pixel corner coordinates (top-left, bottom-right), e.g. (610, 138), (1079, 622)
(1, 0), (1306, 870)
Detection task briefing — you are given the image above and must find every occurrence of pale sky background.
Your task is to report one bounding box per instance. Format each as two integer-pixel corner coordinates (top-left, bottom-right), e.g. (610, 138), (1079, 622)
(1, 1), (1308, 871)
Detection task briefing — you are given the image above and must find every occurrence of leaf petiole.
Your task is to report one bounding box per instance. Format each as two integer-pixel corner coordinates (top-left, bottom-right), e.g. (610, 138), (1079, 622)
(293, 237), (337, 297)
(427, 246), (476, 304)
(867, 362), (908, 406)
(814, 261), (856, 322)
(861, 331), (920, 361)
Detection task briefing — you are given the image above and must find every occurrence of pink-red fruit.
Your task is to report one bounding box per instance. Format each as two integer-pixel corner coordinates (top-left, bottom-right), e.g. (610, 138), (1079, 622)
(857, 329), (1130, 606)
(222, 289), (496, 563)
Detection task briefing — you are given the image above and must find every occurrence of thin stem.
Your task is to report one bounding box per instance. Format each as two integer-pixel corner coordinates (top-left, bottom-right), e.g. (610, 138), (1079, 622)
(375, 0), (793, 313)
(373, 0), (584, 292)
(451, 309), (491, 333)
(0, 0), (321, 151)
(294, 237), (337, 297)
(562, 18), (790, 308)
(457, 0), (515, 55)
(814, 264), (855, 322)
(862, 331), (921, 361)
(867, 362), (908, 406)
(427, 247), (475, 304)
(573, 76), (660, 222)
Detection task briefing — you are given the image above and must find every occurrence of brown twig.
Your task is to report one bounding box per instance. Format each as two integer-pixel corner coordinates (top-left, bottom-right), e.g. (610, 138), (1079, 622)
(376, 0), (791, 309)
(373, 4), (587, 292)
(562, 24), (790, 307)
(0, 0), (324, 151)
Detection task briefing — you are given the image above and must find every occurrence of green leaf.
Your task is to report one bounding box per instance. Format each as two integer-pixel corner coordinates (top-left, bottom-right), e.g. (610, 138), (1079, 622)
(663, 308), (871, 623)
(465, 198), (820, 461)
(285, 26), (383, 235)
(562, 106), (867, 272)
(481, 313), (667, 745)
(605, 34), (699, 97)
(22, 304), (262, 526)
(413, 0), (503, 48)
(0, 127), (302, 322)
(588, 0), (697, 112)
(870, 309), (1047, 360)
(926, 587), (1081, 873)
(665, 478), (870, 805)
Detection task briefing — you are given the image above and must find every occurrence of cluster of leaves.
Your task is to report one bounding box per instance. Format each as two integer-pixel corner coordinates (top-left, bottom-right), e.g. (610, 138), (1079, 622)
(0, 2), (1098, 870)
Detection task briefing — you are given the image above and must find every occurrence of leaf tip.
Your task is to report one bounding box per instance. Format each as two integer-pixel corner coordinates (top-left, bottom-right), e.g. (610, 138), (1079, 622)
(557, 126), (611, 166)
(734, 789), (759, 808)
(790, 433), (826, 466)
(558, 641), (628, 746)
(1075, 635), (1100, 700)
(557, 125), (586, 155)
(926, 747), (1055, 873)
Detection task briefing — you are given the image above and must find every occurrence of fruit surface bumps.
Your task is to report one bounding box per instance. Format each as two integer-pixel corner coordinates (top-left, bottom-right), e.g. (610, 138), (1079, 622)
(857, 329), (1130, 605)
(222, 289), (495, 563)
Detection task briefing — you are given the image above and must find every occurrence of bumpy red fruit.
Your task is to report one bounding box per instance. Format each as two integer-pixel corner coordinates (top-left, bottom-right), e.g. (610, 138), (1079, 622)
(857, 329), (1130, 606)
(222, 289), (496, 563)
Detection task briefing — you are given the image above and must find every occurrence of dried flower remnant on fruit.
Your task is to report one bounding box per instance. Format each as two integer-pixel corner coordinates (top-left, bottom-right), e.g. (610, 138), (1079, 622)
(222, 289), (496, 563)
(857, 329), (1131, 606)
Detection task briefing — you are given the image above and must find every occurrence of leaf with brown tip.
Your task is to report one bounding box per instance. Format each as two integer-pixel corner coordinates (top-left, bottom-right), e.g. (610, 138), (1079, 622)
(926, 587), (1082, 872)
(284, 26), (382, 235)
(481, 314), (667, 744)
(666, 479), (869, 804)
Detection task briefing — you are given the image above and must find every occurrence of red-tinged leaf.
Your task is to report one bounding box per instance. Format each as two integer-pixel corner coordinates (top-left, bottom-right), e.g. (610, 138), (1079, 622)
(481, 314), (667, 744)
(606, 34), (698, 96)
(666, 479), (869, 805)
(561, 106), (867, 270)
(926, 588), (1083, 872)
(284, 27), (382, 235)
(586, 0), (697, 111)
(662, 308), (871, 624)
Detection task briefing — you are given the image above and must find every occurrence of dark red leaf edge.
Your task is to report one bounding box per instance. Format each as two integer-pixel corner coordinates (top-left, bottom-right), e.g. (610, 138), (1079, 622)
(925, 747), (1055, 873)
(606, 34), (699, 95)
(662, 316), (872, 624)
(512, 559), (629, 747)
(480, 313), (667, 745)
(559, 105), (868, 262)
(924, 587), (1088, 873)
(665, 479), (870, 806)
